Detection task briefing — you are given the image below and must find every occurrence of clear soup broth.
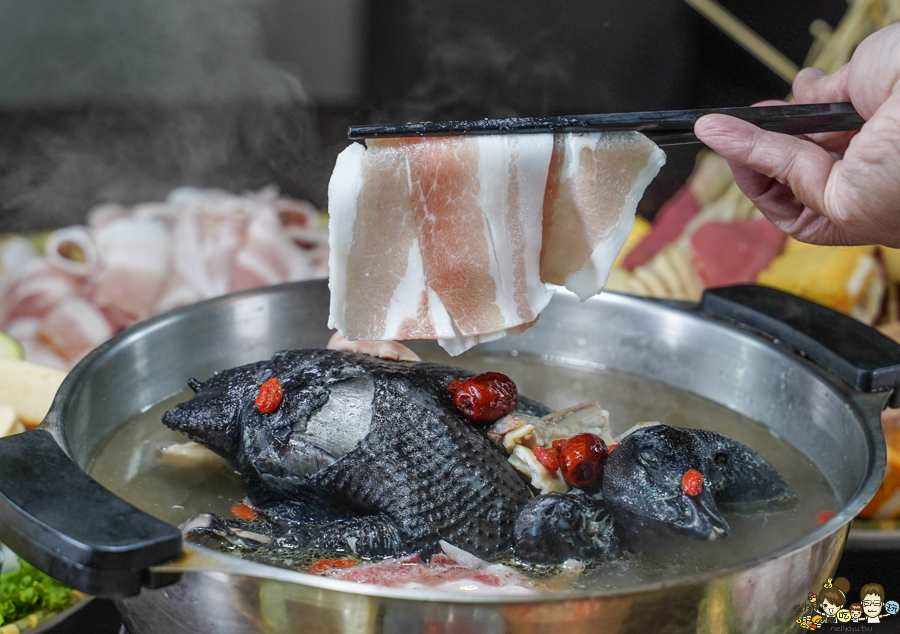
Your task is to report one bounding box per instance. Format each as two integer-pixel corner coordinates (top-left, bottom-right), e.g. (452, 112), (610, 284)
(88, 351), (838, 591)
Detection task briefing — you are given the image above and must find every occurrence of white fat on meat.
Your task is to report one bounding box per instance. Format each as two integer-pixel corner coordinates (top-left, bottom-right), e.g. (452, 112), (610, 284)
(487, 401), (614, 451)
(508, 445), (569, 495)
(36, 296), (114, 362)
(89, 217), (170, 326)
(541, 132), (666, 299)
(328, 135), (554, 355)
(169, 202), (246, 298)
(230, 211), (315, 291)
(0, 188), (327, 369)
(486, 401), (615, 495)
(326, 331), (421, 362)
(329, 132), (664, 353)
(154, 273), (204, 314)
(0, 260), (79, 324)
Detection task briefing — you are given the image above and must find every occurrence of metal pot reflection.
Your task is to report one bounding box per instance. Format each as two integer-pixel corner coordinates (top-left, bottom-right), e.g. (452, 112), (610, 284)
(0, 279), (893, 634)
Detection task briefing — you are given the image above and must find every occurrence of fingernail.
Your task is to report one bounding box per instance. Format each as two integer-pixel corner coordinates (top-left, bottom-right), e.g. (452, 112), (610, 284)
(796, 67), (827, 81)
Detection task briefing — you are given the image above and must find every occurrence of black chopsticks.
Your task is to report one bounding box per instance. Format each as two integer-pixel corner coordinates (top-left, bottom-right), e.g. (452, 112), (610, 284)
(348, 103), (864, 146)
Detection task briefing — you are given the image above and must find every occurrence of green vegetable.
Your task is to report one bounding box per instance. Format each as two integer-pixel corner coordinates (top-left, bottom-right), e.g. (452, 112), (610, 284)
(0, 331), (23, 361)
(0, 560), (71, 625)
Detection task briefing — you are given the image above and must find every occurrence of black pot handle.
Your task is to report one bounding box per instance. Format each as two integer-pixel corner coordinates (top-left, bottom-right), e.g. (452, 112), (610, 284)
(701, 285), (900, 402)
(0, 429), (182, 597)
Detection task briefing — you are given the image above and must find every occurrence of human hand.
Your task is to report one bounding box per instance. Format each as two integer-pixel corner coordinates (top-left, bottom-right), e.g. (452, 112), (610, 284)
(694, 23), (900, 247)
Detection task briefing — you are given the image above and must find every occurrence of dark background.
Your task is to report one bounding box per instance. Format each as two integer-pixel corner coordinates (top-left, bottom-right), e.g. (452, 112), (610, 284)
(0, 0), (848, 232)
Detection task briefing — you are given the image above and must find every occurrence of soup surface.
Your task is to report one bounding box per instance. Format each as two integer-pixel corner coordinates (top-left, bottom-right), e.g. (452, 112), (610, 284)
(88, 350), (837, 591)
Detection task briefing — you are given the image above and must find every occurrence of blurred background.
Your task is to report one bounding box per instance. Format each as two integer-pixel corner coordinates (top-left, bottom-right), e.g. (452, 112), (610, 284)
(0, 0), (847, 232)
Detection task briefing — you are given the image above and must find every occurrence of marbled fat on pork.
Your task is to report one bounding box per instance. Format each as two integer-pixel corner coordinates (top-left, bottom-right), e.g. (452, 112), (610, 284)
(541, 132), (667, 299)
(329, 136), (554, 355)
(328, 132), (665, 354)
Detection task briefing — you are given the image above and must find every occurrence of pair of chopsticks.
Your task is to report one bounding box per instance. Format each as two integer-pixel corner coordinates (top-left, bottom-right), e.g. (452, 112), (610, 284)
(348, 103), (864, 146)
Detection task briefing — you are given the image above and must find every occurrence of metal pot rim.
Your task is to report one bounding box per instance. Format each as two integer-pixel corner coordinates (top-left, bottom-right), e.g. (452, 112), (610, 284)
(34, 282), (892, 601)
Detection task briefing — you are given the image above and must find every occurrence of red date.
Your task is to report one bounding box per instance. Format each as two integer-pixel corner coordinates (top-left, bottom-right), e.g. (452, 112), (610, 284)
(559, 433), (608, 489)
(449, 372), (518, 424)
(446, 378), (466, 395)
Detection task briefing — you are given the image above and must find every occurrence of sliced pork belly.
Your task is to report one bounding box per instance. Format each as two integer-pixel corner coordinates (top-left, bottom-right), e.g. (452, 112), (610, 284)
(230, 210), (317, 292)
(540, 132), (666, 300)
(88, 216), (169, 327)
(328, 141), (422, 342)
(329, 132), (664, 354)
(329, 135), (554, 355)
(36, 296), (114, 363)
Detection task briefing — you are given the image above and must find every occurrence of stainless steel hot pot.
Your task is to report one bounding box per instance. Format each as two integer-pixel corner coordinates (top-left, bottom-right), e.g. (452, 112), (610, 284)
(0, 280), (896, 634)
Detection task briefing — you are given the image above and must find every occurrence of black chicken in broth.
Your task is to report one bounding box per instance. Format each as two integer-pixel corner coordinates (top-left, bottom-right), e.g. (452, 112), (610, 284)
(161, 349), (795, 576)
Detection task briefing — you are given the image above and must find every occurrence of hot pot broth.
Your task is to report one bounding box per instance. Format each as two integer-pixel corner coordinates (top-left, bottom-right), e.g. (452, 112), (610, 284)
(88, 350), (837, 591)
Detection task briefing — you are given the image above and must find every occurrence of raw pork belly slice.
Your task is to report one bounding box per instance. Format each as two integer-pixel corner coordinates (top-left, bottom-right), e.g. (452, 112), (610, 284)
(328, 132), (665, 354)
(329, 135), (554, 355)
(540, 132), (666, 300)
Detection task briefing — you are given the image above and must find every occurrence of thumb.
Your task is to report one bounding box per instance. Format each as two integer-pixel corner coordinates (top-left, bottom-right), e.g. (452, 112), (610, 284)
(792, 65), (851, 105)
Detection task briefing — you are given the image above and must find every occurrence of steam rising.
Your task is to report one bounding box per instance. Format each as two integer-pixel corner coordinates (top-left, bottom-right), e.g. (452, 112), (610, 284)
(0, 0), (323, 232)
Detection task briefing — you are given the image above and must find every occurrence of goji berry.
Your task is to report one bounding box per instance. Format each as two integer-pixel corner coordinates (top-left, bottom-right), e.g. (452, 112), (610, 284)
(559, 433), (607, 489)
(451, 372), (518, 424)
(551, 439), (567, 451)
(533, 446), (560, 471)
(815, 510), (836, 526)
(330, 558), (357, 569)
(230, 503), (257, 521)
(308, 559), (333, 574)
(256, 378), (283, 413)
(682, 469), (703, 496)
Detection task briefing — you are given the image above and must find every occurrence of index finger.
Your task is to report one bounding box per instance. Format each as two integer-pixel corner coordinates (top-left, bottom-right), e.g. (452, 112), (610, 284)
(694, 113), (834, 215)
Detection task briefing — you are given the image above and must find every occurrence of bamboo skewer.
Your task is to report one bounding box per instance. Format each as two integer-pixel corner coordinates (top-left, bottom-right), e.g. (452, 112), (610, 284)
(610, 0), (900, 312)
(804, 19), (834, 68)
(681, 0), (799, 83)
(809, 0), (877, 71)
(691, 0), (895, 212)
